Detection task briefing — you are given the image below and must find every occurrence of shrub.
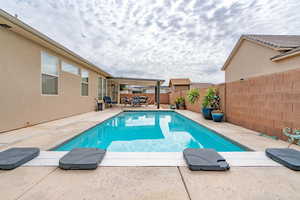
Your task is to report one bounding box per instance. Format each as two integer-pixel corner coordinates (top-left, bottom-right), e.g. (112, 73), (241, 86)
(187, 88), (200, 104)
(202, 87), (218, 108)
(175, 96), (185, 104)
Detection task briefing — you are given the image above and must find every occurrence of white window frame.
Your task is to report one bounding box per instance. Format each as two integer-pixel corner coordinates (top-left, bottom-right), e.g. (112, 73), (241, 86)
(103, 78), (107, 97)
(81, 69), (89, 96)
(40, 51), (59, 96)
(98, 76), (104, 99)
(61, 61), (80, 76)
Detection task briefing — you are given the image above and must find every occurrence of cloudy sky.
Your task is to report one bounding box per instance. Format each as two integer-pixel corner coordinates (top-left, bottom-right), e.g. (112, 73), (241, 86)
(1, 0), (300, 84)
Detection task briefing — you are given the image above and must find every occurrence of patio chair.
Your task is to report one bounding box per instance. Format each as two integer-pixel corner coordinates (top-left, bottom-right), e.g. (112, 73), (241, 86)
(121, 97), (131, 106)
(103, 96), (117, 107)
(131, 96), (141, 107)
(138, 96), (148, 105)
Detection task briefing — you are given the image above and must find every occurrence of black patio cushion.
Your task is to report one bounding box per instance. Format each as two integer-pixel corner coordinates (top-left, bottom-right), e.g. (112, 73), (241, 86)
(266, 148), (300, 171)
(0, 148), (40, 170)
(183, 148), (230, 171)
(59, 148), (106, 170)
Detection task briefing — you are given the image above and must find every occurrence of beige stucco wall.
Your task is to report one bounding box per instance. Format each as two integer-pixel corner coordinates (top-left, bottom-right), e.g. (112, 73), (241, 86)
(171, 85), (190, 91)
(0, 28), (106, 132)
(225, 40), (300, 82)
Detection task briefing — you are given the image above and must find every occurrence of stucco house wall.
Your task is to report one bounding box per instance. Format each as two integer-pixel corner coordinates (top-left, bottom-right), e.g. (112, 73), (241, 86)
(0, 28), (106, 132)
(225, 40), (300, 82)
(170, 85), (190, 91)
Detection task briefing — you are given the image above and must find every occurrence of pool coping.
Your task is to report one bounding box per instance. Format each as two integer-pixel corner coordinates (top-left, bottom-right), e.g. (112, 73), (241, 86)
(23, 151), (281, 167)
(48, 111), (123, 151)
(50, 109), (252, 152)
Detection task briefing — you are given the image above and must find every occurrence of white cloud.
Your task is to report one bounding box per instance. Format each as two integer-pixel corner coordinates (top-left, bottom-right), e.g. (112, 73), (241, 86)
(1, 0), (300, 84)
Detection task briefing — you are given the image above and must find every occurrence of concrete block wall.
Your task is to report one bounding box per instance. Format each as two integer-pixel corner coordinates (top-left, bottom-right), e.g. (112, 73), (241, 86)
(226, 68), (300, 140)
(168, 68), (300, 141)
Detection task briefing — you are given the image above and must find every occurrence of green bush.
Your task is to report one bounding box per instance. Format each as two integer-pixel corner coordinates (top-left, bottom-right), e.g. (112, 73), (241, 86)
(187, 88), (200, 104)
(202, 87), (217, 108)
(175, 96), (185, 104)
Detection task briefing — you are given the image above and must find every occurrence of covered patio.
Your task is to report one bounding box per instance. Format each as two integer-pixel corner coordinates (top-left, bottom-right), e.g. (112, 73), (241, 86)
(108, 77), (165, 109)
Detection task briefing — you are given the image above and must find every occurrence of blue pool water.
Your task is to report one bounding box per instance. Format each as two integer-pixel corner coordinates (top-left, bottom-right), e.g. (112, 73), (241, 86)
(54, 111), (246, 152)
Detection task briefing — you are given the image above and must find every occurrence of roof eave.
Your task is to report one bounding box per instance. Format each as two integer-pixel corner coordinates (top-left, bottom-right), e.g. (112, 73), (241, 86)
(271, 50), (300, 61)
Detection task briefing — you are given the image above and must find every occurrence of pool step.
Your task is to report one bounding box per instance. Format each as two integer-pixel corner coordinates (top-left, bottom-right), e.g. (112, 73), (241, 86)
(23, 151), (281, 167)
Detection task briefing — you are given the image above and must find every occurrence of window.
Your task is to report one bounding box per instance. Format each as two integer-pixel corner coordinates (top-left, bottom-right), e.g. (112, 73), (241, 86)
(103, 78), (107, 97)
(62, 62), (79, 75)
(98, 77), (103, 99)
(41, 52), (59, 95)
(81, 69), (89, 96)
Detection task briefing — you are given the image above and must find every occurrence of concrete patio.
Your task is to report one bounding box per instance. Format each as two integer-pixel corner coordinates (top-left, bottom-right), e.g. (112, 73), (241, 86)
(1, 107), (300, 200)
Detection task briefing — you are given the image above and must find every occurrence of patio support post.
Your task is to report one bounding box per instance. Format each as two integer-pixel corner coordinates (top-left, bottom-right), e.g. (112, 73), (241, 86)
(156, 81), (160, 109)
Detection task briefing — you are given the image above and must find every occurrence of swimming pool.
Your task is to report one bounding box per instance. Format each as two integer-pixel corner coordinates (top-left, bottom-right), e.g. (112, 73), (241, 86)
(54, 111), (247, 152)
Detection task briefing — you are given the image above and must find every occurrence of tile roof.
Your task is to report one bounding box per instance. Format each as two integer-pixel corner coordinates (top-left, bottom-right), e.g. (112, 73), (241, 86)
(244, 35), (300, 49)
(169, 78), (191, 86)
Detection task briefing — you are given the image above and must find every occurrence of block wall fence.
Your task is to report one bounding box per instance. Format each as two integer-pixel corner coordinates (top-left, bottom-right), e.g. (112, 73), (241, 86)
(169, 68), (300, 141)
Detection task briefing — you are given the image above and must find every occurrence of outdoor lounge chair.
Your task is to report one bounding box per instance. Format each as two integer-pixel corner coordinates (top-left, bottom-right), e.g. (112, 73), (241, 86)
(121, 96), (131, 106)
(59, 148), (106, 170)
(131, 96), (141, 106)
(183, 148), (230, 171)
(266, 148), (300, 171)
(138, 96), (148, 104)
(103, 96), (117, 107)
(0, 148), (40, 170)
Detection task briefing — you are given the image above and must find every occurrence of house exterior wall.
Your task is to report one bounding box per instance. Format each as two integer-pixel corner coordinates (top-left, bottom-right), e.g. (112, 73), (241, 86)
(171, 85), (190, 92)
(190, 83), (214, 89)
(0, 28), (106, 132)
(225, 40), (300, 82)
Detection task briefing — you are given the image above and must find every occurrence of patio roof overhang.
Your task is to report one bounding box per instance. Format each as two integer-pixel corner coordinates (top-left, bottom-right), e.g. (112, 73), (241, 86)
(108, 77), (164, 86)
(108, 77), (164, 109)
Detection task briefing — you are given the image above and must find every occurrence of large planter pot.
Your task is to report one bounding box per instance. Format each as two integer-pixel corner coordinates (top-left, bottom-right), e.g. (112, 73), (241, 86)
(178, 103), (185, 110)
(212, 113), (224, 122)
(202, 108), (213, 120)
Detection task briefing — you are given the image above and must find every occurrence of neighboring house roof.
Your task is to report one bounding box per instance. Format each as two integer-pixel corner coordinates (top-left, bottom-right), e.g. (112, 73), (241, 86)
(0, 9), (112, 77)
(169, 78), (191, 86)
(190, 82), (214, 89)
(221, 34), (300, 70)
(245, 35), (300, 49)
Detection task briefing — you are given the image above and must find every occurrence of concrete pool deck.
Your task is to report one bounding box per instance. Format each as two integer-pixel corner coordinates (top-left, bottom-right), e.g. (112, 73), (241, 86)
(1, 107), (300, 199)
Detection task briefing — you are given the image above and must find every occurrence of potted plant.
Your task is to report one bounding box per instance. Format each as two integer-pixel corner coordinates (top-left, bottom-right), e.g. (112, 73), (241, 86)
(95, 98), (104, 111)
(211, 109), (224, 122)
(211, 92), (224, 122)
(175, 97), (185, 109)
(201, 88), (216, 120)
(187, 88), (200, 104)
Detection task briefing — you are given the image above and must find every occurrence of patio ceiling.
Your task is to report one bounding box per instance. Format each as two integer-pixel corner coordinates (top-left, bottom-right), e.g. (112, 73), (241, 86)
(108, 77), (164, 86)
